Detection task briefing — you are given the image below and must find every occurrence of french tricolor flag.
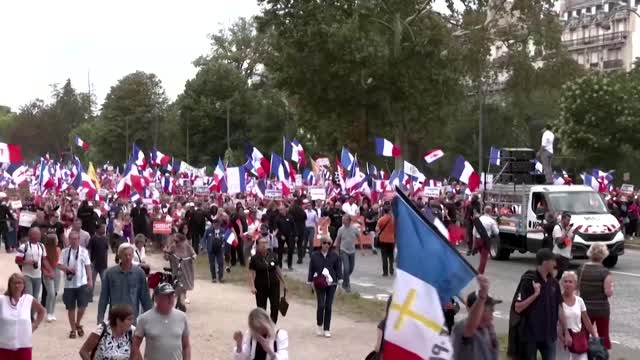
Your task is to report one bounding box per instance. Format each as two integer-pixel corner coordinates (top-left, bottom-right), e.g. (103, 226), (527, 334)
(0, 143), (23, 164)
(214, 158), (227, 193)
(451, 155), (480, 192)
(423, 149), (444, 165)
(132, 144), (147, 170)
(74, 136), (89, 151)
(151, 148), (171, 167)
(375, 137), (401, 157)
(224, 228), (238, 247)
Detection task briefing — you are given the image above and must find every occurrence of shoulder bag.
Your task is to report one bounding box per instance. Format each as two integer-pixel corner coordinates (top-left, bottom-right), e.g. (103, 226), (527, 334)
(279, 288), (289, 317)
(374, 218), (390, 248)
(312, 254), (329, 289)
(568, 264), (589, 354)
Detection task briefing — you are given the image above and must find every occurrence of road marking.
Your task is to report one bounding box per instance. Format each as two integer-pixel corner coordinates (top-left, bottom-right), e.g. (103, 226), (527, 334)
(352, 282), (376, 287)
(361, 294), (375, 300)
(611, 340), (621, 345)
(610, 271), (640, 278)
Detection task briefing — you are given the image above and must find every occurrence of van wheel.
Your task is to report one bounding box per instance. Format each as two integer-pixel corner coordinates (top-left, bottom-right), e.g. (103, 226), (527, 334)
(490, 236), (510, 260)
(603, 255), (618, 268)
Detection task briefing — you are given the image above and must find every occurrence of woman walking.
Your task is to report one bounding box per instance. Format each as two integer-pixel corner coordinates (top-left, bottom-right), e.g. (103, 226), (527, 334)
(164, 234), (196, 305)
(308, 236), (342, 337)
(578, 243), (614, 350)
(233, 308), (289, 360)
(557, 271), (597, 360)
(0, 273), (46, 360)
(78, 304), (135, 360)
(249, 234), (287, 323)
(42, 234), (61, 322)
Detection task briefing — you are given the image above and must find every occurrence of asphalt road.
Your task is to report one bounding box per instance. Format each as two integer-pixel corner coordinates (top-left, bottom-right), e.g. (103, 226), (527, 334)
(287, 245), (640, 359)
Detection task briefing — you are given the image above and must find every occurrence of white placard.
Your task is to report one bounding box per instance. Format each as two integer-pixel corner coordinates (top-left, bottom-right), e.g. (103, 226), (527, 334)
(315, 157), (330, 167)
(10, 200), (22, 209)
(309, 186), (326, 200)
(226, 167), (242, 195)
(180, 161), (207, 177)
(423, 187), (441, 198)
(265, 189), (283, 200)
(19, 211), (36, 227)
(295, 174), (303, 187)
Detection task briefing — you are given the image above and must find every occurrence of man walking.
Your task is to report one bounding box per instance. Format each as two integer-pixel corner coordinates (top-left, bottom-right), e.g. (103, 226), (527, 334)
(72, 218), (91, 249)
(335, 215), (359, 293)
(275, 206), (294, 270)
(552, 212), (573, 280)
(0, 195), (15, 252)
(132, 283), (191, 360)
(473, 206), (499, 274)
(201, 219), (225, 283)
(58, 230), (93, 339)
(288, 199), (307, 264)
(304, 199), (319, 257)
(188, 202), (207, 255)
(509, 249), (569, 360)
(539, 123), (554, 184)
(98, 242), (152, 324)
(16, 227), (46, 299)
(87, 223), (109, 302)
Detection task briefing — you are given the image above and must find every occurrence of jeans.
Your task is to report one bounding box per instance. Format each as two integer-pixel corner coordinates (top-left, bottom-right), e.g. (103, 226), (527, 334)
(380, 243), (395, 275)
(42, 277), (56, 314)
(304, 227), (316, 256)
(2, 229), (17, 251)
(295, 227), (305, 262)
(256, 284), (280, 324)
(540, 149), (553, 184)
(53, 269), (62, 296)
(340, 251), (355, 291)
(521, 340), (556, 360)
(90, 267), (106, 300)
(24, 275), (42, 300)
(208, 250), (224, 281)
(316, 285), (337, 331)
(191, 234), (202, 255)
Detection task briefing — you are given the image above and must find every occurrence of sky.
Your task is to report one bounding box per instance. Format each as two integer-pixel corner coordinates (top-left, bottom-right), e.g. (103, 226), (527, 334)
(0, 0), (261, 111)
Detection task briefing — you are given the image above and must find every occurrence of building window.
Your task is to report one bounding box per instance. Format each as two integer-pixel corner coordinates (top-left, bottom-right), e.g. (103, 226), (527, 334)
(578, 53), (585, 64)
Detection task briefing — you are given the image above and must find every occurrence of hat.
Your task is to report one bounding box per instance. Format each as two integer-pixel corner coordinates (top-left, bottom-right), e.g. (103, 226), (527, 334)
(302, 199), (310, 204)
(154, 282), (175, 296)
(466, 291), (502, 308)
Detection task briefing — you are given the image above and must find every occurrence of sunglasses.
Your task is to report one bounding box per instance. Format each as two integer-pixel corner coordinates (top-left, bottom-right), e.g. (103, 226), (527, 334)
(322, 241), (332, 245)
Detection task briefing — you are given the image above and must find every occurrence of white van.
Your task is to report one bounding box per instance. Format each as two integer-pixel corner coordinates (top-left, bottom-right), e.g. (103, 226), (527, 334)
(483, 184), (624, 267)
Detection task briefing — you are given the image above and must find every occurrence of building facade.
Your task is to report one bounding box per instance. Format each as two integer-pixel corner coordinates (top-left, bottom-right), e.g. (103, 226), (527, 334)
(560, 0), (640, 71)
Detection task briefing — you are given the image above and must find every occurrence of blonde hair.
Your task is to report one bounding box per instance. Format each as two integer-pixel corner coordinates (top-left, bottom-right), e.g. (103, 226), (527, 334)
(587, 242), (609, 263)
(134, 234), (147, 246)
(560, 271), (578, 283)
(248, 308), (275, 334)
(4, 273), (25, 297)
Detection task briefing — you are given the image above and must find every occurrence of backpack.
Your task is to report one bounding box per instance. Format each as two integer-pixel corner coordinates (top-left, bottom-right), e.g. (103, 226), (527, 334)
(91, 321), (133, 359)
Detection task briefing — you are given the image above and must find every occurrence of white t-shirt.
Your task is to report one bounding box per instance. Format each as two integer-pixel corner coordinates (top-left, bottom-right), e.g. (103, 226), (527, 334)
(58, 247), (92, 288)
(541, 130), (555, 154)
(562, 296), (587, 332)
(16, 242), (46, 279)
(342, 203), (359, 216)
(473, 215), (499, 238)
(133, 247), (146, 265)
(552, 224), (573, 259)
(305, 209), (319, 228)
(0, 294), (34, 350)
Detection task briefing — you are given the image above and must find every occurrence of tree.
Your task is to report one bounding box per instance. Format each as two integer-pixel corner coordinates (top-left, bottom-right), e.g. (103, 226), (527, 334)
(554, 72), (640, 171)
(96, 71), (168, 163)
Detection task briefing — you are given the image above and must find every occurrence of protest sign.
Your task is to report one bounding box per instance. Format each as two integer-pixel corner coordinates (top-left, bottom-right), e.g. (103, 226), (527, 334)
(309, 186), (326, 200)
(153, 221), (172, 235)
(315, 157), (330, 167)
(620, 184), (634, 196)
(265, 189), (282, 200)
(9, 200), (22, 209)
(295, 174), (303, 187)
(423, 187), (441, 198)
(19, 211), (36, 227)
(193, 186), (210, 196)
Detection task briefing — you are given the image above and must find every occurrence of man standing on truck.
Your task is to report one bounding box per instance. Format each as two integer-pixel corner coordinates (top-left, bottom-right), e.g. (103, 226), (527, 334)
(539, 123), (554, 184)
(473, 206), (499, 274)
(552, 212), (573, 280)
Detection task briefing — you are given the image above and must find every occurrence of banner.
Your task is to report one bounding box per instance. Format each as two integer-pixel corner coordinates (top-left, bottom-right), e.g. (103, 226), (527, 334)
(9, 200), (22, 209)
(620, 184), (634, 196)
(226, 167), (243, 194)
(309, 186), (326, 200)
(295, 174), (303, 187)
(315, 157), (330, 167)
(193, 186), (210, 196)
(153, 221), (172, 235)
(19, 211), (36, 227)
(265, 189), (283, 200)
(179, 161), (206, 177)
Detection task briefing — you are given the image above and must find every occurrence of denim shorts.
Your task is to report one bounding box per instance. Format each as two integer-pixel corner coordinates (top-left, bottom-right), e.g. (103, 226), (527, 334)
(62, 285), (89, 310)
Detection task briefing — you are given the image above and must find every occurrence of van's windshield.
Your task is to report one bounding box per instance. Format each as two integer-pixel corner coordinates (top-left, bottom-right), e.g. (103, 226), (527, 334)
(545, 191), (608, 214)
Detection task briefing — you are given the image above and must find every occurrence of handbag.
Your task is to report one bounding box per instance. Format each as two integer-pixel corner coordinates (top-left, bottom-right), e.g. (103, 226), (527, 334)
(313, 275), (328, 289)
(374, 218), (390, 248)
(279, 288), (289, 317)
(568, 327), (589, 354)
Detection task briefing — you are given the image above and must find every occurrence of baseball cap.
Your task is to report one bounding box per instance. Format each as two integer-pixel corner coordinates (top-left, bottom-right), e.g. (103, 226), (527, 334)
(154, 282), (175, 296)
(466, 291), (502, 308)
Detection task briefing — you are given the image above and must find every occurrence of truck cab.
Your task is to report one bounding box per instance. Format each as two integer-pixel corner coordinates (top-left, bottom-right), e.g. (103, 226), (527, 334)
(484, 184), (624, 267)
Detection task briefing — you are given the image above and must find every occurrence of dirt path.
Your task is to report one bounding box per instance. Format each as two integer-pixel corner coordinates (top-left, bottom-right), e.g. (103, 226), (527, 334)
(0, 252), (375, 359)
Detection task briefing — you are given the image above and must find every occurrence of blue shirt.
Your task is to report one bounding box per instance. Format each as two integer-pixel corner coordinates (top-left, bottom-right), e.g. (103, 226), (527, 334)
(98, 264), (152, 323)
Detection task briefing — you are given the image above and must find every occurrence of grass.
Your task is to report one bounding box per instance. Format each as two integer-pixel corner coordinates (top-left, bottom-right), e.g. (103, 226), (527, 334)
(193, 256), (386, 323)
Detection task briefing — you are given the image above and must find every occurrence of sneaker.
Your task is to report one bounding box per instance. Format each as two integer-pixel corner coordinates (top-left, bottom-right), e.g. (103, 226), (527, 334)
(51, 315), (57, 321)
(316, 326), (323, 336)
(211, 279), (217, 283)
(47, 314), (54, 322)
(218, 279), (225, 284)
(185, 298), (191, 304)
(323, 331), (331, 338)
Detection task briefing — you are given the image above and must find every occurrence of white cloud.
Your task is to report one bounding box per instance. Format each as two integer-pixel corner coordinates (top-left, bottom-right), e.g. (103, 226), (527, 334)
(0, 0), (260, 111)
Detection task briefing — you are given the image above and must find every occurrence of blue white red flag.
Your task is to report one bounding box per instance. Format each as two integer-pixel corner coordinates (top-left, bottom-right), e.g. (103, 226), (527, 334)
(74, 136), (89, 151)
(375, 137), (401, 157)
(224, 228), (238, 247)
(423, 149), (444, 165)
(132, 144), (147, 170)
(451, 156), (480, 192)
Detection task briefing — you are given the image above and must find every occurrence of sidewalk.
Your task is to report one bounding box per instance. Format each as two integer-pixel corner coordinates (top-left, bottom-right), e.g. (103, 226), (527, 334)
(0, 252), (375, 359)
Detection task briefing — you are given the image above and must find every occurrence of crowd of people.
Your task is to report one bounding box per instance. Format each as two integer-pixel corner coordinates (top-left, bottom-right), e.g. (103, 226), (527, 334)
(0, 180), (619, 360)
